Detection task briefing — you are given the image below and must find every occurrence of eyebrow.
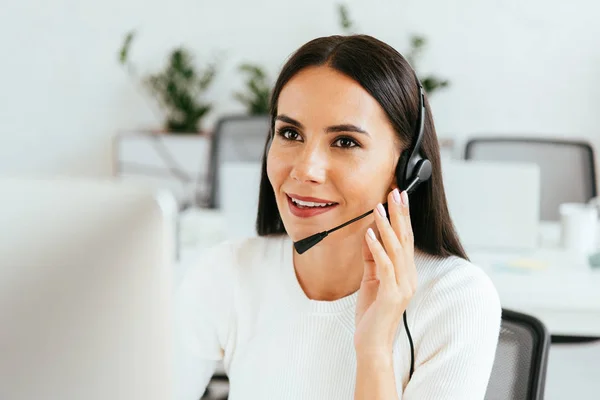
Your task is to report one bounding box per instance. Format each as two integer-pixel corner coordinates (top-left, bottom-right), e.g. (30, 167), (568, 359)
(275, 114), (371, 137)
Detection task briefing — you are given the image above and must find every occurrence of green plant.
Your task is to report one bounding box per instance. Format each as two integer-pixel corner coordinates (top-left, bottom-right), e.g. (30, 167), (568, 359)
(338, 3), (355, 34)
(234, 63), (271, 115)
(118, 30), (217, 133)
(406, 35), (449, 95)
(336, 4), (449, 96)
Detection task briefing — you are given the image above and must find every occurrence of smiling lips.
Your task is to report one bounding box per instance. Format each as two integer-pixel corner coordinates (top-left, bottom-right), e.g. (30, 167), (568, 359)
(286, 193), (339, 218)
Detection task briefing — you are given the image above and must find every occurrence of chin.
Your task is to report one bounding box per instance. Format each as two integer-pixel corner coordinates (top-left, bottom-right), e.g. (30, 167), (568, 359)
(280, 221), (312, 240)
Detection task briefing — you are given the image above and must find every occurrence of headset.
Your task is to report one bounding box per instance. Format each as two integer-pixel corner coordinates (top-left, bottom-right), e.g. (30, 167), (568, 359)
(270, 72), (431, 380)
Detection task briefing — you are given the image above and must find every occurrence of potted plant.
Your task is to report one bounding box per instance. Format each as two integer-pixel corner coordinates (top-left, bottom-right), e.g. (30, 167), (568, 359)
(337, 3), (450, 96)
(234, 63), (271, 115)
(114, 30), (218, 210)
(405, 35), (450, 95)
(118, 30), (217, 134)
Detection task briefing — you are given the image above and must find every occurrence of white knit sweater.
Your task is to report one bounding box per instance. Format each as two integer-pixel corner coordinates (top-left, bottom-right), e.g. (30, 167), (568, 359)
(174, 234), (501, 399)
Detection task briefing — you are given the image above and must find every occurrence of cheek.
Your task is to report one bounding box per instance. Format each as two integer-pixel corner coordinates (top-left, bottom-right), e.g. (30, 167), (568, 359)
(266, 149), (287, 192)
(337, 158), (396, 206)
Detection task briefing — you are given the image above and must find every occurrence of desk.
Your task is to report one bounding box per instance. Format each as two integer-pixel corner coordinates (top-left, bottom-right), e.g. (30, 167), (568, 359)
(468, 221), (600, 336)
(178, 210), (600, 337)
(470, 249), (600, 337)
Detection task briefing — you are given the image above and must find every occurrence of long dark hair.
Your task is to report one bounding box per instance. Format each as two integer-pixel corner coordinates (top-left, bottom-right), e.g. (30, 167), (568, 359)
(256, 34), (467, 260)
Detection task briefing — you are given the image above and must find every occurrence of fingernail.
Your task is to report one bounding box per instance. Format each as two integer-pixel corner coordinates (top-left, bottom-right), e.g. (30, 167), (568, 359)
(401, 191), (409, 206)
(392, 188), (401, 204)
(376, 203), (386, 217)
(367, 228), (376, 240)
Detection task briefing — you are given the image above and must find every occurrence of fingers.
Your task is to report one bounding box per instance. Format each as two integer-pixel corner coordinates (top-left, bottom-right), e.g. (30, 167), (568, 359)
(388, 188), (414, 260)
(372, 202), (404, 287)
(364, 227), (396, 292)
(365, 189), (417, 291)
(388, 188), (417, 288)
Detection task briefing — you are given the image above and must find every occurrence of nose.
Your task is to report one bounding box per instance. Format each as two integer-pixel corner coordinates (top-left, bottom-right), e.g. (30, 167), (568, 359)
(290, 143), (327, 184)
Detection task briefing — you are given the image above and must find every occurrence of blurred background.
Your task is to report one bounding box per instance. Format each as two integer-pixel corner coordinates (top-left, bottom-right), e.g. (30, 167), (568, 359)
(1, 0), (598, 176)
(1, 1), (600, 399)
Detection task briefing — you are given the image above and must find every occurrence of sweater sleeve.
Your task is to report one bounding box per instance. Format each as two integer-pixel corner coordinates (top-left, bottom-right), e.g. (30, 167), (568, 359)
(402, 262), (501, 399)
(173, 243), (235, 399)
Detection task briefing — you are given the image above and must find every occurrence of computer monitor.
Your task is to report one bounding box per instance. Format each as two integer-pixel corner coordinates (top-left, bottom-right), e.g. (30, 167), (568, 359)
(0, 177), (177, 400)
(442, 159), (541, 251)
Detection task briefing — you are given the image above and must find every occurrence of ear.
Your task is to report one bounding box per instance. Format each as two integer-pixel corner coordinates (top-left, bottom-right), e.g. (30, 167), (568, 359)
(388, 154), (402, 192)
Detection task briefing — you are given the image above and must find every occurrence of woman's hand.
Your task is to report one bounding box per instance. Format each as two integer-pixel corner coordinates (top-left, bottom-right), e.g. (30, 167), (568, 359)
(354, 188), (418, 358)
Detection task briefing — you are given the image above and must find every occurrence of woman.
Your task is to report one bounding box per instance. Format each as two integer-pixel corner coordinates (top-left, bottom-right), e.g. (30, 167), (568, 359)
(176, 34), (501, 399)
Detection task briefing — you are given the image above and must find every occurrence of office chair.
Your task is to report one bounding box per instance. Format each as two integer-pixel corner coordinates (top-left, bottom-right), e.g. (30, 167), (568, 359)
(464, 137), (597, 221)
(485, 309), (550, 400)
(206, 115), (270, 209)
(201, 375), (229, 400)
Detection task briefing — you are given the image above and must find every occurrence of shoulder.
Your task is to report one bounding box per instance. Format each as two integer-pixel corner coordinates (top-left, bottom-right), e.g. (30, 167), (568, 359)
(182, 234), (289, 285)
(414, 250), (500, 308)
(412, 250), (501, 328)
(403, 252), (502, 397)
(176, 234), (289, 323)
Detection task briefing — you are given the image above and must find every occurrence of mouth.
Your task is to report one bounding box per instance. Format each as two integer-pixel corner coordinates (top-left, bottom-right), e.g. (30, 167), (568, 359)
(286, 193), (339, 218)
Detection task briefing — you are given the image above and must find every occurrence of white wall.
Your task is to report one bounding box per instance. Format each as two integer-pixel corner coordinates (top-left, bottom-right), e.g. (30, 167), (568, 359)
(1, 0), (599, 176)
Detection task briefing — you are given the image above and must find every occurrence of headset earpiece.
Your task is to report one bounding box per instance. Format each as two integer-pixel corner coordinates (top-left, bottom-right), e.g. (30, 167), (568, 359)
(395, 151), (410, 191)
(405, 158), (432, 194)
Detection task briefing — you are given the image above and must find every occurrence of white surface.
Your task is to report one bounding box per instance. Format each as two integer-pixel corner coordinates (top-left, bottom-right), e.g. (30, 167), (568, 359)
(115, 132), (211, 208)
(1, 1), (600, 176)
(559, 202), (598, 253)
(218, 162), (262, 240)
(468, 221), (600, 337)
(0, 177), (177, 400)
(442, 160), (541, 251)
(545, 341), (600, 400)
(470, 249), (600, 336)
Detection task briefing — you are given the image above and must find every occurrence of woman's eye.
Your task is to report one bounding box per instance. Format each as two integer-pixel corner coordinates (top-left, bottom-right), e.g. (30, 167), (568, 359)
(333, 137), (359, 148)
(277, 128), (302, 141)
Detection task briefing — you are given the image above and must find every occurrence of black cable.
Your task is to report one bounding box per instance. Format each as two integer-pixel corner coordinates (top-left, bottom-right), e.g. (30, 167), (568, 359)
(403, 311), (415, 379)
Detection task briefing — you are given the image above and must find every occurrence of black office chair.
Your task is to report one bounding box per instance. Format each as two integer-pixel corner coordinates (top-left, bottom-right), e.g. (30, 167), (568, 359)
(201, 374), (229, 400)
(206, 115), (270, 209)
(485, 309), (550, 400)
(464, 137), (597, 221)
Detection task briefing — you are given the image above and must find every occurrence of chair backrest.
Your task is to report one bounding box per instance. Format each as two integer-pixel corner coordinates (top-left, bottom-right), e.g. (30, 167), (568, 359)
(207, 115), (270, 208)
(465, 137), (597, 221)
(485, 309), (550, 400)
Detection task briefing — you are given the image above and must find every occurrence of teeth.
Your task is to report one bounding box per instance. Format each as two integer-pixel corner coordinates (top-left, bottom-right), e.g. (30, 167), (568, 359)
(291, 197), (335, 208)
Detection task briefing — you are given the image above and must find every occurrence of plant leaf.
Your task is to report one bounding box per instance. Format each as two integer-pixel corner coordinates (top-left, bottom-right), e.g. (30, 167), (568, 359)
(118, 30), (136, 65)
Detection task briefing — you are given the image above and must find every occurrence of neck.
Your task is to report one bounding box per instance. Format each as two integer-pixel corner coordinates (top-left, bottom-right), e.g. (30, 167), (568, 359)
(292, 218), (374, 301)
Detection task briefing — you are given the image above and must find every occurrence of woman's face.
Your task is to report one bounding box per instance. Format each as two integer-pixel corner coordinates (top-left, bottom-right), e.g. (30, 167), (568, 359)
(267, 66), (402, 242)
